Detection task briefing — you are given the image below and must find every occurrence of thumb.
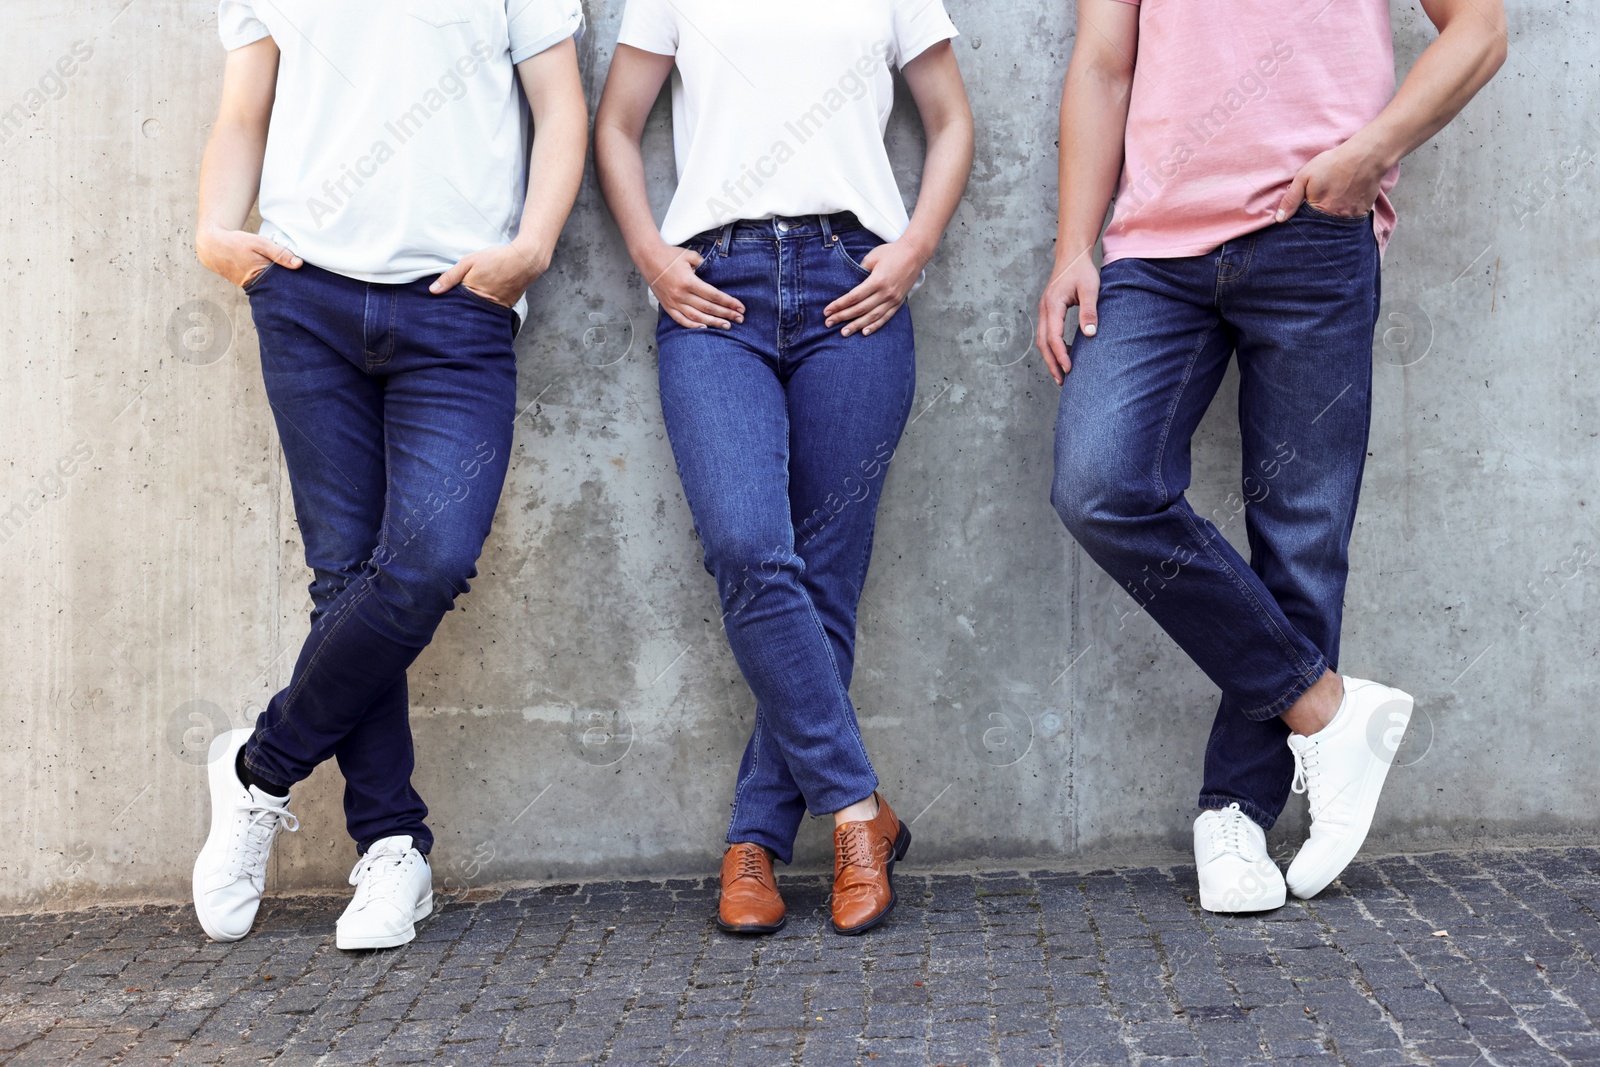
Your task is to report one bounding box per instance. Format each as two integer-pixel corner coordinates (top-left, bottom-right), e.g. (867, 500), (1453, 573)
(257, 239), (303, 269)
(1276, 172), (1310, 223)
(1076, 274), (1101, 339)
(430, 258), (471, 294)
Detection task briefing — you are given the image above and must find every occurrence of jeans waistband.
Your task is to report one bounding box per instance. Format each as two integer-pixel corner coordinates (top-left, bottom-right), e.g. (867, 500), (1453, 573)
(702, 211), (866, 250)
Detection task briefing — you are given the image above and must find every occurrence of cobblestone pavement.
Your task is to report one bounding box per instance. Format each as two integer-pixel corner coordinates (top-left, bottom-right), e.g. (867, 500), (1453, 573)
(3, 848), (1599, 1066)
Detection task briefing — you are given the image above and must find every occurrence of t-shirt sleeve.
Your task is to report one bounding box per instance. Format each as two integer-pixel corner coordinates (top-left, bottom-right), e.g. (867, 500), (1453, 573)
(507, 0), (585, 63)
(217, 0), (270, 49)
(891, 0), (959, 69)
(615, 0), (679, 57)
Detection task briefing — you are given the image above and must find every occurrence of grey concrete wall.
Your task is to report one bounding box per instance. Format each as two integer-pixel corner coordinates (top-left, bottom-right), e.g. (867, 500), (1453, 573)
(2, 0), (1595, 910)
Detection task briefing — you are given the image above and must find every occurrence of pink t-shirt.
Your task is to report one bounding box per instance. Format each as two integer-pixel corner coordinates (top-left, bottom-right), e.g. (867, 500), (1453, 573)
(1101, 0), (1399, 263)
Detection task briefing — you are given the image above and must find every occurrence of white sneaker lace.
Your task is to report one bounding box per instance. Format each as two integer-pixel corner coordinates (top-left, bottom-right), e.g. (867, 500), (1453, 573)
(350, 849), (417, 910)
(1209, 803), (1251, 859)
(1291, 740), (1323, 813)
(229, 802), (298, 879)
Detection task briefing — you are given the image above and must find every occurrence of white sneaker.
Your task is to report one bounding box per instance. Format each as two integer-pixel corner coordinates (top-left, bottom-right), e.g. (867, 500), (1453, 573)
(336, 835), (433, 950)
(1285, 676), (1414, 899)
(1194, 803), (1286, 913)
(192, 728), (299, 942)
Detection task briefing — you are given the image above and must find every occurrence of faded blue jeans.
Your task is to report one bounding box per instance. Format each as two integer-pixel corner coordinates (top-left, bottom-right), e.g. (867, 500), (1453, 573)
(657, 213), (915, 864)
(1051, 204), (1382, 830)
(240, 261), (519, 854)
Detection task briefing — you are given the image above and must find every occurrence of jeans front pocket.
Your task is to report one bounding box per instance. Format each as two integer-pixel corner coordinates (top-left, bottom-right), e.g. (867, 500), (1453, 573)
(1300, 202), (1371, 224)
(456, 285), (517, 317)
(831, 231), (879, 278)
(683, 237), (720, 276)
(242, 261), (277, 294)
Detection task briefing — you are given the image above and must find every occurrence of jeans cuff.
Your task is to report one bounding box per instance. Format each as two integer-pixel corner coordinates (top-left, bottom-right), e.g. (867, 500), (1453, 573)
(1197, 793), (1279, 831)
(357, 832), (432, 856)
(727, 831), (794, 867)
(1240, 658), (1331, 722)
(807, 783), (879, 821)
(239, 746), (297, 794)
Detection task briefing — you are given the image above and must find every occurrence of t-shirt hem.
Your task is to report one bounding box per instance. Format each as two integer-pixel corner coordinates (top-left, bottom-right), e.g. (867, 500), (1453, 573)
(253, 245), (530, 324)
(1102, 242), (1228, 264)
(510, 12), (584, 64)
(1104, 214), (1387, 265)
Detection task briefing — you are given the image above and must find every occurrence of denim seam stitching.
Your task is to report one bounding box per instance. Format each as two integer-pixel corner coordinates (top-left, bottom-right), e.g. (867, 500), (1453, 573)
(801, 579), (877, 810)
(361, 286), (376, 362)
(1149, 320), (1215, 504)
(1174, 501), (1324, 698)
(382, 289), (398, 366)
(1220, 237), (1256, 286)
(726, 707), (764, 845)
(248, 583), (374, 777)
(845, 366), (914, 599)
(1151, 321), (1323, 708)
(783, 406), (877, 811)
(773, 242), (787, 357)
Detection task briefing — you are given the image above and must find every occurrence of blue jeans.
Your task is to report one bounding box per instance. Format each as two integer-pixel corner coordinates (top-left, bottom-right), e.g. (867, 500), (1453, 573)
(1052, 204), (1382, 829)
(240, 262), (519, 854)
(657, 213), (915, 865)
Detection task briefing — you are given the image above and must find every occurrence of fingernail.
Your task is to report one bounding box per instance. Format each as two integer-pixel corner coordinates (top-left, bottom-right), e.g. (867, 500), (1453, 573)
(1083, 324), (1096, 337)
(1275, 210), (1287, 222)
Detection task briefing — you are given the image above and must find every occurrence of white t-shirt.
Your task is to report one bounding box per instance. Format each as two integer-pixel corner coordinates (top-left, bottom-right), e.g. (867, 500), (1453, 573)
(616, 0), (958, 246)
(217, 0), (582, 314)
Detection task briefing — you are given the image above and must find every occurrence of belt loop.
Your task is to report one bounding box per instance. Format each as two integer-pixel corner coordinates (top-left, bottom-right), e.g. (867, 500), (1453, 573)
(819, 212), (835, 244)
(719, 221), (735, 254)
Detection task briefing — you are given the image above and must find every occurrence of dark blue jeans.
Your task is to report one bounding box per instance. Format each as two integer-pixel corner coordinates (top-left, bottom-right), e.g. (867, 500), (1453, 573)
(1052, 204), (1382, 830)
(240, 262), (519, 854)
(657, 214), (915, 865)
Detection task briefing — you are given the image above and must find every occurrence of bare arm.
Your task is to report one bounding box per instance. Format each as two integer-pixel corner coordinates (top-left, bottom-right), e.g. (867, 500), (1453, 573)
(431, 37), (589, 306)
(1276, 0), (1507, 219)
(195, 37), (304, 286)
(593, 44), (745, 330)
(824, 39), (974, 338)
(1034, 0), (1138, 383)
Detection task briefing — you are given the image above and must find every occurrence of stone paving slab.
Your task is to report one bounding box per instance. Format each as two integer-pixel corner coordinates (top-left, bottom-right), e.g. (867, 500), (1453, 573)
(3, 848), (1599, 1066)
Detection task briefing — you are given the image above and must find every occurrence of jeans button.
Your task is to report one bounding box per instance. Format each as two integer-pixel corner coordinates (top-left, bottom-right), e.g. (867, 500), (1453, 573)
(776, 219), (790, 232)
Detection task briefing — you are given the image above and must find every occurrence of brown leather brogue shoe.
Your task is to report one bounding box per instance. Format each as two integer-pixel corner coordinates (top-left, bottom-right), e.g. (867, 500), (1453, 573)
(830, 792), (911, 935)
(716, 843), (786, 934)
